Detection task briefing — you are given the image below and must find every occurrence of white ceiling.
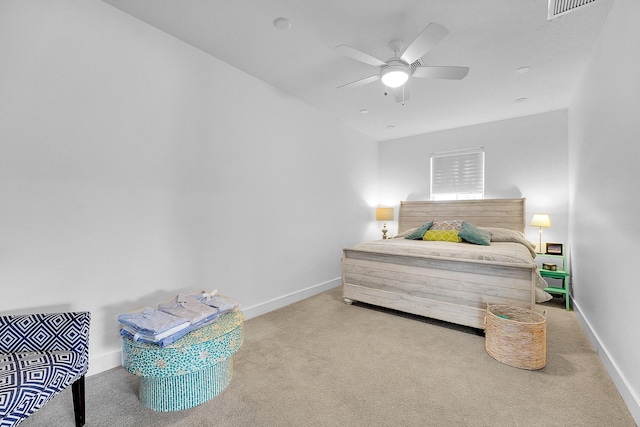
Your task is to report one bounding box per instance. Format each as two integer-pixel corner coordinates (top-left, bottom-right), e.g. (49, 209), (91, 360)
(102, 0), (614, 142)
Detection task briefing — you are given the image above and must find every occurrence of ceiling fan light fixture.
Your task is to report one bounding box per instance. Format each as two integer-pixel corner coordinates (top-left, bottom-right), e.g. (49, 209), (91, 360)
(381, 64), (409, 88)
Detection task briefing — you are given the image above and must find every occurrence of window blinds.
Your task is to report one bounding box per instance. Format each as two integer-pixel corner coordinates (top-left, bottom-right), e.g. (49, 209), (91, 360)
(430, 148), (484, 200)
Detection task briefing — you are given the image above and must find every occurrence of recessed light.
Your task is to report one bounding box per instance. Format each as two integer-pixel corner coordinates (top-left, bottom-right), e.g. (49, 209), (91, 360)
(273, 17), (291, 30)
(516, 66), (531, 75)
(515, 97), (528, 103)
(360, 109), (369, 114)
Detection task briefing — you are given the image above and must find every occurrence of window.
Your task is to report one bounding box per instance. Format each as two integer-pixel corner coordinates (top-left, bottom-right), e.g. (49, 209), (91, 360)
(430, 147), (484, 201)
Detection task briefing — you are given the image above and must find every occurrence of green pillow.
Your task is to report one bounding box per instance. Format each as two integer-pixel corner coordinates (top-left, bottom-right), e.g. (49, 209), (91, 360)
(458, 221), (492, 246)
(423, 229), (462, 243)
(404, 221), (433, 240)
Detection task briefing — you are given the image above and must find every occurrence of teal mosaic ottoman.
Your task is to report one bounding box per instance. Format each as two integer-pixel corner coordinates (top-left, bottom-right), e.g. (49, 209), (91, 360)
(121, 310), (243, 411)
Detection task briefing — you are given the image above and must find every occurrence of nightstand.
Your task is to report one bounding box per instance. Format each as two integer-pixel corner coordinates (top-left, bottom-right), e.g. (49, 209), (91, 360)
(537, 253), (570, 311)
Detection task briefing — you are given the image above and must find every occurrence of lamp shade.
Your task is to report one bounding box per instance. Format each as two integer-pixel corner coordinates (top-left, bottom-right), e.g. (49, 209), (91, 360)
(376, 207), (394, 221)
(530, 214), (551, 228)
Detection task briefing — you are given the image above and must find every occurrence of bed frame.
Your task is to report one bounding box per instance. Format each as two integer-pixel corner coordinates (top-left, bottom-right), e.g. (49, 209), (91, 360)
(342, 198), (536, 329)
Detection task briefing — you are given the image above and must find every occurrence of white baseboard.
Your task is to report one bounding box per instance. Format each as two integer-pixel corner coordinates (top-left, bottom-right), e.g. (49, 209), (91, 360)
(241, 277), (341, 320)
(572, 299), (640, 425)
(86, 278), (342, 377)
(87, 350), (122, 377)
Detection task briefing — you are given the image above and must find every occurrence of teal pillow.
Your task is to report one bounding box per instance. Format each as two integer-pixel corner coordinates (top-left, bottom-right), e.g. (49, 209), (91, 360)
(458, 221), (492, 246)
(404, 221), (434, 240)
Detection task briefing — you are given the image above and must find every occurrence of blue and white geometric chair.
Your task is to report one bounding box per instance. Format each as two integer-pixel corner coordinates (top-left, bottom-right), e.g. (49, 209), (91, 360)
(0, 312), (91, 427)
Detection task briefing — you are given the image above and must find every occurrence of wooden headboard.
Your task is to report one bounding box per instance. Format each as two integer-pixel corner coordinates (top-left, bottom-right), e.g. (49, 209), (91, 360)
(398, 198), (526, 234)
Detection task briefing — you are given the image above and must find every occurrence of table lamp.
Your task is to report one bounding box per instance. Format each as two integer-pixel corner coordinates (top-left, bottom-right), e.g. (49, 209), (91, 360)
(376, 207), (394, 239)
(530, 213), (551, 253)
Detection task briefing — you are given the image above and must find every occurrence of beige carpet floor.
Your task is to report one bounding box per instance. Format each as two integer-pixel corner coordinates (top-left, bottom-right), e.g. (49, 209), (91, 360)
(23, 287), (636, 426)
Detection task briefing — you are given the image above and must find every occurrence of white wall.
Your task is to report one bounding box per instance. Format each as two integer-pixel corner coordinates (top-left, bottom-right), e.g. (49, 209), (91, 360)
(378, 110), (569, 247)
(0, 0), (378, 374)
(568, 0), (640, 421)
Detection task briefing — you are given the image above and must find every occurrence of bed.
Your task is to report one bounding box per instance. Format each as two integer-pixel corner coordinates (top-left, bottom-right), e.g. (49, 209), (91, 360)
(342, 198), (550, 329)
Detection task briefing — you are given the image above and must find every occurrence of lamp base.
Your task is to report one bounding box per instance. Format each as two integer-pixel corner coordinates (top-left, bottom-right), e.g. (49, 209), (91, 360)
(538, 228), (543, 254)
(381, 223), (389, 239)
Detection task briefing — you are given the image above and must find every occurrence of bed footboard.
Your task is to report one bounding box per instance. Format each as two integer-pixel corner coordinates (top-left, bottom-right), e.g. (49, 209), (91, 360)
(342, 248), (536, 330)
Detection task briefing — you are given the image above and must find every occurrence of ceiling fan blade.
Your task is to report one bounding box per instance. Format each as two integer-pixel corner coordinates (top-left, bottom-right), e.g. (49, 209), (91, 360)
(335, 44), (387, 67)
(412, 66), (469, 80)
(337, 74), (380, 89)
(400, 23), (449, 64)
(391, 86), (410, 104)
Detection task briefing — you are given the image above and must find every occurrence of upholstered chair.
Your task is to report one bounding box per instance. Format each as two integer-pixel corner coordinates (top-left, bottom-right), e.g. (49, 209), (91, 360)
(0, 312), (90, 427)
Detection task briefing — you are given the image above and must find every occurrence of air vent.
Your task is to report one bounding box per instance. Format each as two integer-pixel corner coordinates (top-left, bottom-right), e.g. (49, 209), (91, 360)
(548, 0), (598, 19)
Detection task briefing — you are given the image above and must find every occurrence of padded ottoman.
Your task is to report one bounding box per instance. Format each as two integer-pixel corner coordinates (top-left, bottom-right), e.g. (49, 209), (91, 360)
(121, 310), (243, 411)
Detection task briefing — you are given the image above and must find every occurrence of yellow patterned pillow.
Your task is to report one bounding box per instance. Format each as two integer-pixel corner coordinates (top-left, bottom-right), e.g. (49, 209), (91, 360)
(423, 229), (463, 242)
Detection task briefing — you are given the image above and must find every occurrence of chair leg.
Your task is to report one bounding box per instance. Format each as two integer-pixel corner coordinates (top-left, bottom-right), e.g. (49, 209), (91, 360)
(72, 375), (86, 427)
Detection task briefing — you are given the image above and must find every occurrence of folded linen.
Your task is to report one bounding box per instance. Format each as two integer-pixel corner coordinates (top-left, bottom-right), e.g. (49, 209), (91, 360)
(118, 307), (190, 336)
(121, 320), (191, 343)
(120, 324), (189, 347)
(196, 290), (239, 312)
(119, 315), (223, 347)
(158, 294), (219, 326)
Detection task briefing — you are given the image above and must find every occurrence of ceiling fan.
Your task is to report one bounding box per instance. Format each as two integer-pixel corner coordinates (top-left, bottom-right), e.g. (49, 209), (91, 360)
(335, 23), (469, 103)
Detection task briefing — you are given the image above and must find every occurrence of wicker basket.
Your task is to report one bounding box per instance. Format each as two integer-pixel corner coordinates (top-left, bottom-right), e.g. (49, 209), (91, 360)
(485, 304), (546, 370)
